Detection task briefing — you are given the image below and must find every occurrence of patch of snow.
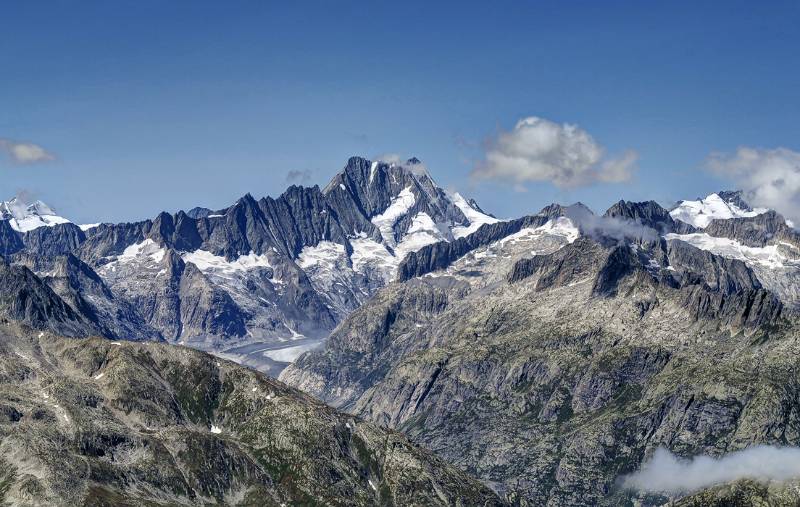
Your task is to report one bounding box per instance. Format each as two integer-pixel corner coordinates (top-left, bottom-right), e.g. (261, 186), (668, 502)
(371, 187), (415, 246)
(368, 479), (377, 492)
(350, 237), (398, 282)
(207, 214), (224, 218)
(499, 217), (580, 247)
(210, 425), (222, 434)
(670, 193), (768, 228)
(110, 342), (121, 346)
(182, 250), (272, 275)
(93, 372), (104, 380)
(369, 161), (379, 183)
(339, 183), (346, 191)
(665, 232), (791, 269)
(252, 387), (257, 392)
(9, 214), (71, 232)
(393, 212), (447, 258)
(79, 223), (101, 231)
(115, 239), (166, 264)
(297, 241), (345, 271)
(451, 192), (500, 238)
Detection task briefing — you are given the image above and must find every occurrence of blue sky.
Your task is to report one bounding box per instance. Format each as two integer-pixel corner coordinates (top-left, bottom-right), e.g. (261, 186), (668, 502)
(2, 1), (800, 224)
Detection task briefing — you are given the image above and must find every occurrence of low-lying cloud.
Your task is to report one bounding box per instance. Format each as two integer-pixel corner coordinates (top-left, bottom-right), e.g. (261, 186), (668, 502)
(622, 446), (800, 494)
(472, 117), (638, 189)
(0, 138), (55, 164)
(564, 205), (659, 243)
(708, 146), (800, 226)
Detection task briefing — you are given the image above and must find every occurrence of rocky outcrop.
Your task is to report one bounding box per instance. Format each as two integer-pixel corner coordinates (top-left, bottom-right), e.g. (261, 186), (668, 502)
(704, 210), (798, 248)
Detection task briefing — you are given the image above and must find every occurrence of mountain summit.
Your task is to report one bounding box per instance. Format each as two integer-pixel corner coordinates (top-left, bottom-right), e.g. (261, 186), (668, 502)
(0, 197), (71, 232)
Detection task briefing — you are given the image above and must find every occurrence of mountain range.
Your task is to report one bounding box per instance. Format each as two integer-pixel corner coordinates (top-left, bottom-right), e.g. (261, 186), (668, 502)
(2, 156), (800, 505)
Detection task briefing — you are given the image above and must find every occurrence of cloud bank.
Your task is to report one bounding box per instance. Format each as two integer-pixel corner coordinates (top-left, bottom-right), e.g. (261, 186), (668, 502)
(472, 117), (638, 189)
(622, 446), (800, 494)
(708, 147), (800, 226)
(0, 138), (55, 164)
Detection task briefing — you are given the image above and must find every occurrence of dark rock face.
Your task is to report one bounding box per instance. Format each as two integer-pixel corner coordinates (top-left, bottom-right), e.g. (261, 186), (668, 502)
(0, 262), (98, 337)
(717, 190), (753, 211)
(0, 326), (503, 506)
(21, 223), (86, 257)
(179, 262), (247, 339)
(0, 220), (23, 257)
(704, 210), (797, 248)
(666, 239), (763, 295)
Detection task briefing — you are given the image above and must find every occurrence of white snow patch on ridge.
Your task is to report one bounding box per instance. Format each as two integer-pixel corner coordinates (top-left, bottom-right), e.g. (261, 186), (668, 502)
(499, 217), (580, 247)
(350, 236), (397, 282)
(451, 192), (500, 238)
(297, 241), (345, 271)
(393, 212), (447, 259)
(1, 198), (72, 232)
(369, 161), (379, 183)
(665, 232), (794, 269)
(115, 239), (166, 264)
(182, 250), (273, 274)
(670, 193), (767, 228)
(371, 187), (415, 246)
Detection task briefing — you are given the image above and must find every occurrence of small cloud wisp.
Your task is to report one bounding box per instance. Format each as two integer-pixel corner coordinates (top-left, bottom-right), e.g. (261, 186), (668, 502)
(622, 446), (800, 494)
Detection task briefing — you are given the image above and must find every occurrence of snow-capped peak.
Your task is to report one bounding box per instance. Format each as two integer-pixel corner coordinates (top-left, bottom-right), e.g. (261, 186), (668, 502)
(670, 192), (768, 228)
(0, 197), (72, 233)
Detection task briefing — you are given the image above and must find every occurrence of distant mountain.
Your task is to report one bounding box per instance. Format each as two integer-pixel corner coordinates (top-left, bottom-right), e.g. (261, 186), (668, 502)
(0, 157), (498, 375)
(0, 197), (71, 232)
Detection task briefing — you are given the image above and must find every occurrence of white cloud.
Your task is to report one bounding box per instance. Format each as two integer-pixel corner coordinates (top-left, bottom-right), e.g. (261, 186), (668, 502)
(376, 153), (402, 165)
(622, 446), (800, 494)
(472, 117), (638, 188)
(707, 146), (800, 226)
(0, 138), (55, 164)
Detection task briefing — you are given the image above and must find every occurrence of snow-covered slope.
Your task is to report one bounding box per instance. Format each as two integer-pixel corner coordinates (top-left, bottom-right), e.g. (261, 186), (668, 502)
(451, 192), (499, 238)
(670, 192), (767, 228)
(0, 198), (71, 232)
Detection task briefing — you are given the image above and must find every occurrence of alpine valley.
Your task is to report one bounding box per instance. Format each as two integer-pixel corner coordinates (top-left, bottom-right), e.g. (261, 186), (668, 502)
(2, 156), (800, 505)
